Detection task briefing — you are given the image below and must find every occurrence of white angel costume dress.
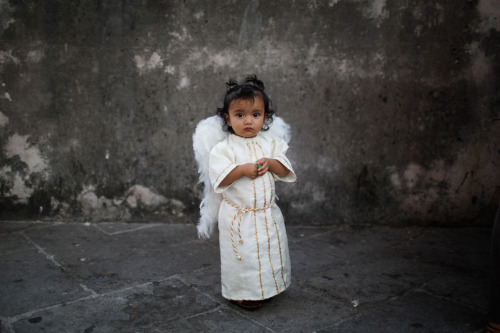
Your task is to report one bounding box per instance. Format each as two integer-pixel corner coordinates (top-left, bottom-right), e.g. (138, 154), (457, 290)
(193, 116), (296, 301)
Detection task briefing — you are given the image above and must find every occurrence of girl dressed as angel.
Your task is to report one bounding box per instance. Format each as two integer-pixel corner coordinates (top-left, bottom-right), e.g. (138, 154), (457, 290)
(193, 75), (297, 309)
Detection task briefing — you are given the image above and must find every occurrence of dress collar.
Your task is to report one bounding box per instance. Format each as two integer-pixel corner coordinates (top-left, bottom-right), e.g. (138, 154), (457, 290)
(229, 133), (263, 143)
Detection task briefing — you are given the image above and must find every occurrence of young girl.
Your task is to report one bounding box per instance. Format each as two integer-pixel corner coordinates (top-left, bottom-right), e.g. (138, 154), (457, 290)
(195, 75), (296, 309)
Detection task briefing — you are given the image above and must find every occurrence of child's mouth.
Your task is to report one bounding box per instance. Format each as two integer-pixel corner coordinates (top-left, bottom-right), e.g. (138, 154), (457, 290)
(244, 127), (253, 131)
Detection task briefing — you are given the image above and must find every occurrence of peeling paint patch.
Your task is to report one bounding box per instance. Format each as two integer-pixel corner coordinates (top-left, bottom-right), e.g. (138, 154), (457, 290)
(74, 184), (185, 220)
(124, 185), (186, 216)
(390, 173), (402, 189)
(0, 50), (20, 68)
(26, 50), (44, 63)
(326, 0), (388, 24)
(50, 196), (71, 216)
(316, 155), (339, 173)
(133, 55), (143, 68)
(1, 18), (14, 31)
(333, 54), (386, 79)
(164, 65), (175, 74)
(312, 187), (326, 202)
(307, 0), (319, 11)
(0, 166), (33, 204)
(1, 134), (50, 204)
(184, 40), (385, 79)
(387, 166), (402, 190)
(134, 52), (164, 75)
(403, 163), (423, 189)
(478, 0), (500, 31)
(187, 48), (239, 71)
(9, 173), (34, 204)
(194, 11), (204, 20)
(2, 92), (11, 101)
(77, 185), (114, 216)
(0, 0), (15, 34)
(469, 42), (491, 84)
(5, 133), (49, 174)
(411, 2), (446, 36)
(79, 186), (98, 208)
(148, 52), (163, 69)
(0, 111), (8, 127)
(125, 185), (167, 210)
(390, 143), (499, 222)
(361, 0), (388, 25)
(177, 72), (190, 90)
(169, 27), (190, 41)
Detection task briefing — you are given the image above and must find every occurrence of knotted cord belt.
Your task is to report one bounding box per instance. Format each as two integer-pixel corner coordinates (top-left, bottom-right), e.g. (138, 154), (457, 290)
(222, 197), (274, 261)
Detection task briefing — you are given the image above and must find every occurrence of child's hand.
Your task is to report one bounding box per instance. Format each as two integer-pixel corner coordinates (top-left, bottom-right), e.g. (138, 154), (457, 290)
(239, 158), (281, 180)
(255, 158), (270, 177)
(241, 163), (260, 180)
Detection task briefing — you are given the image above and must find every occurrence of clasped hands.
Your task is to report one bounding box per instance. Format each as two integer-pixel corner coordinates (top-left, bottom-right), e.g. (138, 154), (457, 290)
(241, 158), (272, 180)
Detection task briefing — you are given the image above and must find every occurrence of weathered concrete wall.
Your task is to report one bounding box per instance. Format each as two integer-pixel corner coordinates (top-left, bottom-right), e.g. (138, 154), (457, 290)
(1, 0), (499, 226)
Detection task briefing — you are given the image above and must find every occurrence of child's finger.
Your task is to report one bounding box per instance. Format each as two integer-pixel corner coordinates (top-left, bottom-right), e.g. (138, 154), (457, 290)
(255, 159), (269, 177)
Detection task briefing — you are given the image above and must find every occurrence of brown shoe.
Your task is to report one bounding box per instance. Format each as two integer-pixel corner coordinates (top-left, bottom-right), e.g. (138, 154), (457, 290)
(230, 300), (263, 310)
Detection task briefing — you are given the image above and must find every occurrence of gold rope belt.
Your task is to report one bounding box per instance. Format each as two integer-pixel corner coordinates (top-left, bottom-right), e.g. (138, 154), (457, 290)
(222, 197), (274, 261)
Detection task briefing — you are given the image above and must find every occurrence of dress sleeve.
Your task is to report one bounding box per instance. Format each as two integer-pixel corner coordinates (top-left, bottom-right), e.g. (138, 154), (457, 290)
(209, 140), (237, 193)
(272, 138), (297, 183)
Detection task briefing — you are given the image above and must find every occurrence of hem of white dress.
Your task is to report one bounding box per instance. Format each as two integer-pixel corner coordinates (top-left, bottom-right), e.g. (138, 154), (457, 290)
(221, 281), (291, 301)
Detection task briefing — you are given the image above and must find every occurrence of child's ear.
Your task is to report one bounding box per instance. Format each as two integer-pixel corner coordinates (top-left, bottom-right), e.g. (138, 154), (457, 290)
(224, 113), (231, 126)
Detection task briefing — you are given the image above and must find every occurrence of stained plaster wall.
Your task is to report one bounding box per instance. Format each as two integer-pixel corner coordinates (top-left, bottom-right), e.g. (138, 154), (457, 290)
(0, 0), (499, 226)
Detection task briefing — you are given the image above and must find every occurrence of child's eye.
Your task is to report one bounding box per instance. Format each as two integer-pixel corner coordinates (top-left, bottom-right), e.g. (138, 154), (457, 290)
(253, 113), (261, 118)
(236, 113), (244, 118)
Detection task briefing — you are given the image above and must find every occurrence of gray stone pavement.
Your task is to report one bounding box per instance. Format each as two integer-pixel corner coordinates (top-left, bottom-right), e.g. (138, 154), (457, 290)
(0, 220), (492, 332)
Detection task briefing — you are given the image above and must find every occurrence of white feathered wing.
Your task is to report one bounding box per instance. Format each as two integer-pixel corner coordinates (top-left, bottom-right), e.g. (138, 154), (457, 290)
(193, 115), (291, 239)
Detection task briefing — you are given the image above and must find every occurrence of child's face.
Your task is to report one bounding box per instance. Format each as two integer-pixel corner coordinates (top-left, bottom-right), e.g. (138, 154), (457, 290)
(225, 96), (267, 138)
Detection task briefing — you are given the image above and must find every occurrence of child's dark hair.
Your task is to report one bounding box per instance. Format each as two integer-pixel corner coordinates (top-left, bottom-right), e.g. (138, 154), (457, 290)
(216, 75), (275, 133)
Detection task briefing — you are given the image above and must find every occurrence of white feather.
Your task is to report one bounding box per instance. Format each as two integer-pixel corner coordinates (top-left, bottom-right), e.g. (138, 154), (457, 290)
(263, 116), (291, 143)
(193, 116), (227, 239)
